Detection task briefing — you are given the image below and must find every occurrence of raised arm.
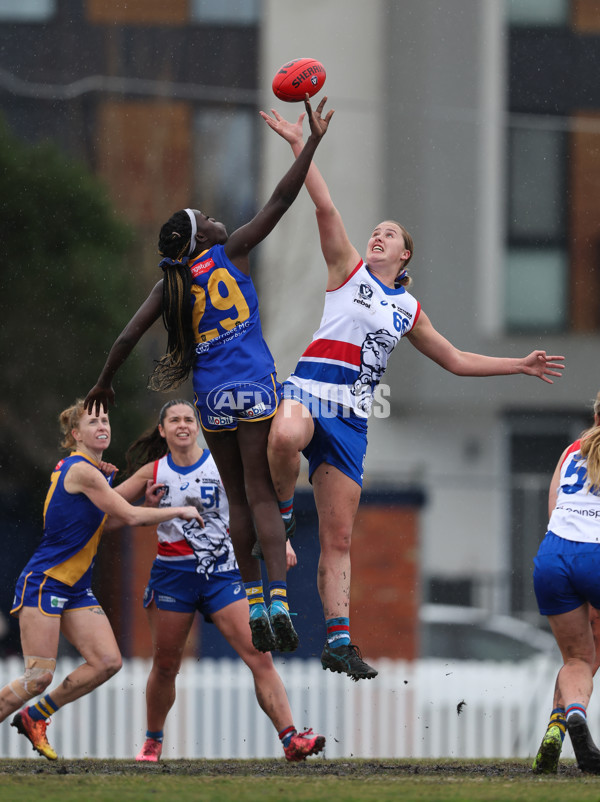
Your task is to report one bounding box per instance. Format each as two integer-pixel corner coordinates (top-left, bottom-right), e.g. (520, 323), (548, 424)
(65, 461), (201, 527)
(407, 311), (565, 383)
(260, 102), (360, 288)
(225, 95), (333, 272)
(84, 280), (164, 415)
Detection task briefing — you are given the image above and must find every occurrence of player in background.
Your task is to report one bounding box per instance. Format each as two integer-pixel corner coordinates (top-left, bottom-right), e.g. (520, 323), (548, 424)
(259, 101), (565, 681)
(532, 390), (600, 775)
(113, 399), (324, 763)
(0, 400), (202, 760)
(84, 96), (334, 657)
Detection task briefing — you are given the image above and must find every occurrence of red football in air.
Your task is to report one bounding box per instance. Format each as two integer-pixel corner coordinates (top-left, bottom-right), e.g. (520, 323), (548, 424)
(272, 58), (326, 102)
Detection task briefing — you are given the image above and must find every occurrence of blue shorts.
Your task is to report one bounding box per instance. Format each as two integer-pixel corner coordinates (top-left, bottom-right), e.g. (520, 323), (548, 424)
(283, 383), (368, 487)
(195, 373), (282, 432)
(11, 570), (100, 618)
(533, 531), (600, 615)
(143, 560), (244, 621)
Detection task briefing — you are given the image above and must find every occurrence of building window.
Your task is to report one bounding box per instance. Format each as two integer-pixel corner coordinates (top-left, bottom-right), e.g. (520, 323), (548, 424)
(505, 249), (567, 331)
(505, 0), (569, 27)
(0, 0), (55, 21)
(505, 2), (600, 332)
(191, 0), (260, 24)
(193, 107), (257, 232)
(508, 127), (566, 242)
(505, 124), (568, 332)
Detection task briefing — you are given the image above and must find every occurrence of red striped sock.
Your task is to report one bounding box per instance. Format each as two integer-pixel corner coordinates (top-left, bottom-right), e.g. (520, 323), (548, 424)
(326, 617), (350, 646)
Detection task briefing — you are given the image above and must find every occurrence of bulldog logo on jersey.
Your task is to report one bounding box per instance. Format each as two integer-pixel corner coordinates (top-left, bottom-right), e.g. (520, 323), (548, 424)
(351, 328), (399, 414)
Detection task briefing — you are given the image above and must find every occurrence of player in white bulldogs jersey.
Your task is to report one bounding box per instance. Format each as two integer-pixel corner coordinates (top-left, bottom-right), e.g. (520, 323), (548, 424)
(116, 400), (324, 764)
(153, 450), (236, 578)
(545, 440), (600, 544)
(532, 392), (600, 774)
(290, 260), (420, 417)
(260, 104), (565, 682)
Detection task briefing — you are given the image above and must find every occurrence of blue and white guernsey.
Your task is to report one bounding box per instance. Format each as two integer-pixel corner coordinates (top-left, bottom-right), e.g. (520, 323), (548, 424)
(153, 449), (237, 577)
(288, 261), (421, 417)
(548, 439), (600, 543)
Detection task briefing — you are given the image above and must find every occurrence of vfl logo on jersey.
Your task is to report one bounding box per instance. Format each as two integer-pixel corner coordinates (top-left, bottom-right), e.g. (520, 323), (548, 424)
(158, 484), (171, 507)
(190, 258), (215, 277)
(354, 283), (373, 309)
(50, 596), (68, 609)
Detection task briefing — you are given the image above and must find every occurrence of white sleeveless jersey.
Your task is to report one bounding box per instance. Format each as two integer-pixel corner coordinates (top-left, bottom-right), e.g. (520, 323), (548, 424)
(153, 450), (237, 576)
(288, 261), (421, 417)
(548, 439), (600, 543)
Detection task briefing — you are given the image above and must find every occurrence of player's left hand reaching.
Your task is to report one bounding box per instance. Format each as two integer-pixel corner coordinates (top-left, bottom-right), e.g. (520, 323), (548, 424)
(520, 351), (565, 384)
(303, 94), (334, 143)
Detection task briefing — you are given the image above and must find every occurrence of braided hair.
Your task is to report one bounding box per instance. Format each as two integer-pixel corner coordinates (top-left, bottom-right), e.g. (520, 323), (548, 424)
(124, 399), (199, 476)
(149, 210), (197, 391)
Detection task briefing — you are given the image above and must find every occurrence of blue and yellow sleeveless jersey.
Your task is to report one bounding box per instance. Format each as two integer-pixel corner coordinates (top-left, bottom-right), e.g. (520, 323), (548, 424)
(188, 245), (277, 394)
(23, 452), (113, 587)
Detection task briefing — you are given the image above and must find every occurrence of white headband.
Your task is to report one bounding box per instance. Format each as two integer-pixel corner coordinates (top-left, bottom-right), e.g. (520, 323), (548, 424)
(184, 208), (197, 257)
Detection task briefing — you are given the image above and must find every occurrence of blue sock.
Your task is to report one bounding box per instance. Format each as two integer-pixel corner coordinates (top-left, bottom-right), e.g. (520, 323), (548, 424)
(269, 581), (289, 611)
(244, 579), (265, 610)
(548, 707), (566, 741)
(29, 694), (59, 721)
(278, 497), (294, 520)
(566, 703), (587, 721)
(279, 725), (296, 747)
(326, 616), (351, 647)
(146, 730), (163, 742)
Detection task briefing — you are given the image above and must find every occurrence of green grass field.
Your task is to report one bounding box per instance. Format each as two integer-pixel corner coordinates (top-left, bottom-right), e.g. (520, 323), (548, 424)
(1, 759), (600, 802)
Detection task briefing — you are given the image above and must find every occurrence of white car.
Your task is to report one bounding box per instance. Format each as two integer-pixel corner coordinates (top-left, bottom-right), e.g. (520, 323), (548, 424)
(419, 604), (559, 661)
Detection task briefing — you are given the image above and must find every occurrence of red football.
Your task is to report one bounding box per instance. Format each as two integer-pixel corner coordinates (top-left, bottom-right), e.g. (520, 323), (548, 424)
(272, 58), (326, 102)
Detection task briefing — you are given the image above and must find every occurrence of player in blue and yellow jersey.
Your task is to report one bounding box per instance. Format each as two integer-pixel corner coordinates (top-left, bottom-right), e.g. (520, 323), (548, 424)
(84, 96), (333, 655)
(0, 400), (202, 760)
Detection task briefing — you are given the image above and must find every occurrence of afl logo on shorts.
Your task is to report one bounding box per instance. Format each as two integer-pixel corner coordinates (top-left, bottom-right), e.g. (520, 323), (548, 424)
(207, 381), (276, 419)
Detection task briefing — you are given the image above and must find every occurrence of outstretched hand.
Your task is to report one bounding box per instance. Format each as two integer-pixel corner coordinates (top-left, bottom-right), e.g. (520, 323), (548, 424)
(260, 95), (333, 146)
(521, 351), (565, 383)
(304, 94), (334, 142)
(259, 107), (305, 146)
(84, 384), (115, 417)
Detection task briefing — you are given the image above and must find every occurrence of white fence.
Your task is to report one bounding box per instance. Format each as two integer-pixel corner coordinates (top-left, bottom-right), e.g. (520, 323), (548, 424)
(0, 655), (582, 760)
